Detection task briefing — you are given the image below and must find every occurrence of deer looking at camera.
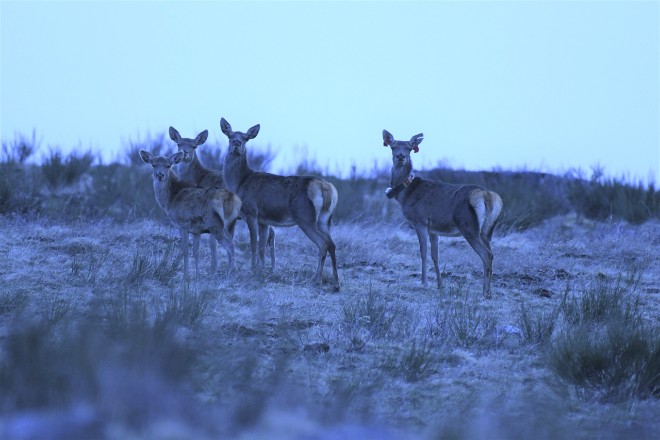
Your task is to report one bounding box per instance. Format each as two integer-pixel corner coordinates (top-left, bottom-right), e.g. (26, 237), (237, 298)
(168, 126), (275, 270)
(382, 130), (503, 298)
(140, 150), (241, 279)
(220, 117), (340, 290)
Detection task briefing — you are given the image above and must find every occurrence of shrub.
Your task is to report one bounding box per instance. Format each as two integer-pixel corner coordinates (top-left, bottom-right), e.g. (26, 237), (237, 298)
(561, 277), (641, 327)
(382, 336), (437, 382)
(445, 290), (496, 348)
(549, 323), (660, 402)
(0, 291), (29, 317)
(340, 288), (399, 340)
(568, 177), (660, 224)
(41, 148), (95, 189)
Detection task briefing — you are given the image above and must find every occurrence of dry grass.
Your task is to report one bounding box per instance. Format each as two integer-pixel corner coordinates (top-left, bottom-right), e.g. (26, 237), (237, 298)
(0, 214), (659, 439)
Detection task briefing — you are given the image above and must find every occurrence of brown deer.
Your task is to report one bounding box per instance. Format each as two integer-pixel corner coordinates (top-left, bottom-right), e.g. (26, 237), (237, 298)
(382, 130), (503, 298)
(139, 150), (241, 279)
(220, 117), (340, 290)
(168, 126), (275, 270)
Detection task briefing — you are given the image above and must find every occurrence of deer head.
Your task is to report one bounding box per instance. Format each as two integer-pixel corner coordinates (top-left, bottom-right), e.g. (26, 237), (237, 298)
(139, 150), (184, 182)
(383, 130), (424, 167)
(220, 118), (260, 156)
(168, 127), (209, 164)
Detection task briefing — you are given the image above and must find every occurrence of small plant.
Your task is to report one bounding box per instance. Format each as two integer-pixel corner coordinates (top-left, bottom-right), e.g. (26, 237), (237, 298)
(45, 297), (71, 327)
(159, 287), (212, 328)
(41, 148), (95, 189)
(548, 323), (660, 402)
(518, 287), (567, 345)
(383, 337), (437, 382)
(561, 277), (641, 326)
(446, 291), (496, 348)
(70, 247), (109, 285)
(126, 248), (152, 284)
(340, 288), (398, 339)
(153, 242), (183, 284)
(1, 132), (36, 165)
(0, 291), (29, 316)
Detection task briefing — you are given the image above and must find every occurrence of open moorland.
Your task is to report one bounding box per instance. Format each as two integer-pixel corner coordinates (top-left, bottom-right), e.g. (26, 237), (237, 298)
(0, 138), (659, 439)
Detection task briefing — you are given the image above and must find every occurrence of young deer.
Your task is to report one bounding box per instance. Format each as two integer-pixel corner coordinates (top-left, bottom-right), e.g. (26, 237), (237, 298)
(220, 117), (340, 290)
(139, 150), (241, 279)
(382, 130), (503, 298)
(169, 126), (276, 270)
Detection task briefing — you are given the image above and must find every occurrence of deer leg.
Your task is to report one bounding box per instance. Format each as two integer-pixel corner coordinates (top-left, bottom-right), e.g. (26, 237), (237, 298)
(208, 235), (218, 274)
(192, 234), (201, 278)
(180, 229), (190, 280)
(258, 223), (270, 270)
(221, 220), (236, 269)
(267, 227), (276, 270)
(415, 226), (429, 287)
(317, 218), (339, 290)
(464, 235), (494, 298)
(429, 233), (442, 289)
(298, 222), (330, 286)
(245, 215), (261, 273)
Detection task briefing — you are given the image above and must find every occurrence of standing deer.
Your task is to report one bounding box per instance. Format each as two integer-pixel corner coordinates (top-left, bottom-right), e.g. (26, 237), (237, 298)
(168, 126), (275, 270)
(139, 150), (241, 279)
(382, 130), (503, 298)
(220, 117), (340, 290)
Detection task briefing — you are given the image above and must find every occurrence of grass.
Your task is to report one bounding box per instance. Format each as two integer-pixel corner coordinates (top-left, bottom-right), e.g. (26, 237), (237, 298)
(0, 133), (659, 438)
(1, 132), (659, 226)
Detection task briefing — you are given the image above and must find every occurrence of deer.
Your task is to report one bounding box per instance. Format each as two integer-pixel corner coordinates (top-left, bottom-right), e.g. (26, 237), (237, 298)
(220, 117), (340, 290)
(139, 149), (241, 280)
(168, 126), (275, 270)
(382, 130), (503, 298)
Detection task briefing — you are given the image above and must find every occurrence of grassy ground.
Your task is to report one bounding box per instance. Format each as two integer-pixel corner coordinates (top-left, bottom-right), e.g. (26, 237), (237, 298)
(0, 214), (658, 439)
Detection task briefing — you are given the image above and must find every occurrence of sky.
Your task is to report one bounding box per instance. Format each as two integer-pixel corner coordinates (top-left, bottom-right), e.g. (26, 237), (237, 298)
(1, 0), (659, 183)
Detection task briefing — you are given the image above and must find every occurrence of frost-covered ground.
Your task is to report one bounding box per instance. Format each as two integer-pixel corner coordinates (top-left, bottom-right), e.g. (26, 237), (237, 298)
(0, 214), (658, 439)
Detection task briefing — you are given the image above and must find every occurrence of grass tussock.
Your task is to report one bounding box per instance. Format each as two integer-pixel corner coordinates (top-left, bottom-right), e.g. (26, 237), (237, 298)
(547, 274), (659, 402)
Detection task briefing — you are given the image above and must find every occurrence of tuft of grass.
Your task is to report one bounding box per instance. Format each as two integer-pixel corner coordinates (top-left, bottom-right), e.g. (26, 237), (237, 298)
(561, 277), (641, 326)
(70, 247), (109, 285)
(548, 271), (659, 402)
(518, 287), (567, 345)
(159, 287), (212, 328)
(549, 323), (660, 402)
(126, 243), (182, 285)
(41, 148), (95, 189)
(382, 336), (437, 382)
(340, 288), (399, 340)
(445, 290), (496, 348)
(0, 291), (29, 317)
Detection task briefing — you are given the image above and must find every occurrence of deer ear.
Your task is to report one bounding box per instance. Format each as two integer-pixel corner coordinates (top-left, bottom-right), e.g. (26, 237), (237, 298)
(170, 151), (184, 165)
(195, 130), (208, 146)
(246, 124), (260, 140)
(220, 118), (232, 136)
(139, 150), (154, 164)
(383, 130), (394, 147)
(169, 127), (181, 143)
(410, 133), (423, 153)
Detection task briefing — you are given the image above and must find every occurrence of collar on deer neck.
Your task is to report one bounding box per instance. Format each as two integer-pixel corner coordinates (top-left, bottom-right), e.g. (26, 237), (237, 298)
(386, 171), (416, 199)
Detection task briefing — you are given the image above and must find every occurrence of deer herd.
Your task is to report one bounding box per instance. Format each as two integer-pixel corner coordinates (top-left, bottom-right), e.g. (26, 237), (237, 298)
(140, 119), (503, 297)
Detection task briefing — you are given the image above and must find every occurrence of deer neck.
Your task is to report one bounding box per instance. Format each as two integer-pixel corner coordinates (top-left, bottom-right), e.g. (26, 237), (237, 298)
(177, 155), (203, 183)
(223, 151), (253, 192)
(152, 170), (181, 212)
(391, 161), (414, 188)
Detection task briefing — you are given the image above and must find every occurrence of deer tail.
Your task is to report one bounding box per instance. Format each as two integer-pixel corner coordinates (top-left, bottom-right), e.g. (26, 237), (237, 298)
(469, 189), (503, 238)
(308, 179), (338, 223)
(211, 190), (242, 225)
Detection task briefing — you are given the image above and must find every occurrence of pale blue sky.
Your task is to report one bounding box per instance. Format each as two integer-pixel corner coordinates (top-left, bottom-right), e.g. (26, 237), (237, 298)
(2, 0), (658, 182)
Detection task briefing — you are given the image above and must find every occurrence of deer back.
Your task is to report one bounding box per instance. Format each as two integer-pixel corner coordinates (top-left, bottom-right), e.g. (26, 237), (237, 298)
(398, 178), (489, 236)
